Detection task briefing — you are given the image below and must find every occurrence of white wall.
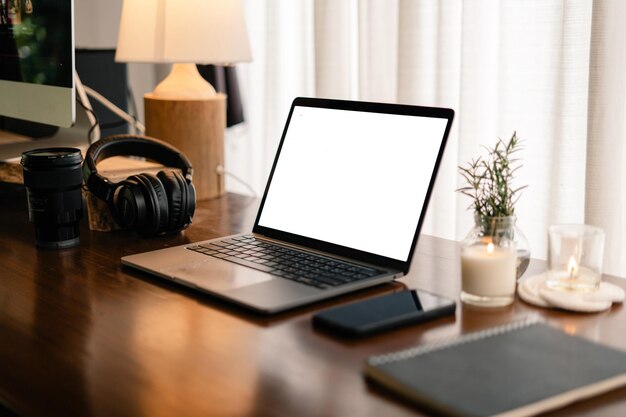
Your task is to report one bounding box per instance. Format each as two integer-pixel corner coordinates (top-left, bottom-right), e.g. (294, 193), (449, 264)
(75, 0), (122, 48)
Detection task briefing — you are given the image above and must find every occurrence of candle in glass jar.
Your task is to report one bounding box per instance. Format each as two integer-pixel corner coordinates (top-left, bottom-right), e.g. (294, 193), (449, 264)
(461, 242), (517, 298)
(547, 255), (600, 291)
(546, 224), (604, 291)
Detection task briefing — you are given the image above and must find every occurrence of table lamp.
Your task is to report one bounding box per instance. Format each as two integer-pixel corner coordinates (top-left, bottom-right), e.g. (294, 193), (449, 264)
(115, 0), (252, 200)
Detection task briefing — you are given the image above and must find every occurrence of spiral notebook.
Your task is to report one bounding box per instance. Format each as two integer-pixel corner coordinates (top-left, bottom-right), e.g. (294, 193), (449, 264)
(365, 318), (626, 417)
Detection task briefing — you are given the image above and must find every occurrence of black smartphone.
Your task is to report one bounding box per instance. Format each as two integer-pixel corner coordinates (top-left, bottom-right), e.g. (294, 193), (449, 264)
(313, 290), (456, 337)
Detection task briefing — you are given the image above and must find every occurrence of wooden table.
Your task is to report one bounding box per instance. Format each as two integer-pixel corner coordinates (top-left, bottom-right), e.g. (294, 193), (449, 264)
(1, 185), (625, 417)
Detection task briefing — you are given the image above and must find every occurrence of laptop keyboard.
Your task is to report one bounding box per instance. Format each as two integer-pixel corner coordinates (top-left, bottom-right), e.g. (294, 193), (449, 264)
(187, 235), (382, 289)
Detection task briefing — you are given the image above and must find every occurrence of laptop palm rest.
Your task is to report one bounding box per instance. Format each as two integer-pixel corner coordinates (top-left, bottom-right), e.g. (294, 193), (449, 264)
(123, 246), (325, 311)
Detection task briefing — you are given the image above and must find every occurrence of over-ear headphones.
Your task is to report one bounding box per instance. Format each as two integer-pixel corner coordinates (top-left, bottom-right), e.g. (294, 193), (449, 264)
(83, 134), (196, 237)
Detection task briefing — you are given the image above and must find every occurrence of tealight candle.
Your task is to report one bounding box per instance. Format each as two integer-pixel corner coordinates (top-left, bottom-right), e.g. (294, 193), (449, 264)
(546, 224), (605, 291)
(461, 241), (517, 307)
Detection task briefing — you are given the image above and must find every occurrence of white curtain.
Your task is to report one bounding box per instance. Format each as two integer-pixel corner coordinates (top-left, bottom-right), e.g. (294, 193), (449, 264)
(229, 0), (626, 276)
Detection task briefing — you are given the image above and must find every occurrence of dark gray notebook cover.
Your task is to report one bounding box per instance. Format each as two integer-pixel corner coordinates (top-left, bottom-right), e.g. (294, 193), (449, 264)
(365, 319), (626, 417)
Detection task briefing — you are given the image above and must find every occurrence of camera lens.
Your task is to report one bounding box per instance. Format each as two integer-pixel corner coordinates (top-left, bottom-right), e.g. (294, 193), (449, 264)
(21, 148), (84, 249)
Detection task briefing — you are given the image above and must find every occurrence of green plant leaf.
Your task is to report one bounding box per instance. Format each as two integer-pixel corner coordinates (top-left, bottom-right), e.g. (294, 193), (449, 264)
(457, 132), (526, 218)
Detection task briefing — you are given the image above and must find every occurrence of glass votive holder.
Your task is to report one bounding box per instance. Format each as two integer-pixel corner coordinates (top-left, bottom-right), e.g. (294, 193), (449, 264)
(546, 224), (605, 291)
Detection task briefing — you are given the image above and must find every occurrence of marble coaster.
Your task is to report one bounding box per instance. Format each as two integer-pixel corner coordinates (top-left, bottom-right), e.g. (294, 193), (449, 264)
(518, 273), (625, 313)
(517, 273), (552, 307)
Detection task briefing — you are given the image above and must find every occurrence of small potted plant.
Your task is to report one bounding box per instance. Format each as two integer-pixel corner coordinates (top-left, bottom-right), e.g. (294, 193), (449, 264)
(457, 132), (530, 279)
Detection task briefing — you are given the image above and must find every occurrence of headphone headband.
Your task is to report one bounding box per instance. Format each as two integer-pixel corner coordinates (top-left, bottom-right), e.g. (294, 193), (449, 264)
(83, 134), (193, 202)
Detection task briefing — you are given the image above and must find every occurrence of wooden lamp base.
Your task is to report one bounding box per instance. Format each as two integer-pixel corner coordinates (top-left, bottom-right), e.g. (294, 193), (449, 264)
(144, 93), (227, 201)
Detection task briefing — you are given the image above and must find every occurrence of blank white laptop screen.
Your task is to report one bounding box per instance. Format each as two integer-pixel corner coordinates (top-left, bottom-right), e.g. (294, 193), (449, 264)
(257, 105), (449, 262)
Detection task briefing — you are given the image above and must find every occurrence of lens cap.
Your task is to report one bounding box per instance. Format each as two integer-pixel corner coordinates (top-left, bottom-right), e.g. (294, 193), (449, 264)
(21, 147), (83, 168)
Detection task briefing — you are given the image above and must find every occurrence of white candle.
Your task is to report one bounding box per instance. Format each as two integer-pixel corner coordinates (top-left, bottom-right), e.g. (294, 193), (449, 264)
(461, 243), (517, 297)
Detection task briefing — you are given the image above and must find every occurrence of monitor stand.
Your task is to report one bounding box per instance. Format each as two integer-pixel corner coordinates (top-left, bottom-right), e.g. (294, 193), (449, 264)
(0, 126), (89, 162)
(0, 128), (32, 147)
(0, 118), (91, 184)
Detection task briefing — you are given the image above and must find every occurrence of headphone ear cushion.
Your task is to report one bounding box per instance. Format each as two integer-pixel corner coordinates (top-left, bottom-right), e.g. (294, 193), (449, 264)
(111, 178), (141, 230)
(157, 170), (185, 232)
(130, 173), (169, 236)
(185, 177), (196, 225)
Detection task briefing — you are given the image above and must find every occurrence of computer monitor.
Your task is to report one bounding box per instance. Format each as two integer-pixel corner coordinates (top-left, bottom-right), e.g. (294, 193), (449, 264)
(0, 0), (75, 129)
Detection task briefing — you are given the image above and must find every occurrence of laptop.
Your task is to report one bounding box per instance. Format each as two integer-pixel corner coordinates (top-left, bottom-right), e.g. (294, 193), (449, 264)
(122, 97), (454, 314)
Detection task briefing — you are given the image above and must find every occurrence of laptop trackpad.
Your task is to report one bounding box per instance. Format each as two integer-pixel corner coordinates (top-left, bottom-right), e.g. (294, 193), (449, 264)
(161, 259), (274, 291)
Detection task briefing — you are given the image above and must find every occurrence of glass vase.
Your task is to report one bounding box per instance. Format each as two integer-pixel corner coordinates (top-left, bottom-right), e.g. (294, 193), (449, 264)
(460, 215), (530, 307)
(473, 215), (530, 279)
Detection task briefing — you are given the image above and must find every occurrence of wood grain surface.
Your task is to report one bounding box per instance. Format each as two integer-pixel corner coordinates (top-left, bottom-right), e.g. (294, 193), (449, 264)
(1, 184), (625, 417)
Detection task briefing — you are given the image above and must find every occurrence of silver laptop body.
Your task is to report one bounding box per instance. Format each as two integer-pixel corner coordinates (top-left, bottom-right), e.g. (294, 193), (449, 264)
(122, 97), (454, 314)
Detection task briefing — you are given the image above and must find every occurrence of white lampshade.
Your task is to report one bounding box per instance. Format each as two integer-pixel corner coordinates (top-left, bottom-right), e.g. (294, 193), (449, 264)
(116, 0), (252, 65)
(115, 0), (251, 99)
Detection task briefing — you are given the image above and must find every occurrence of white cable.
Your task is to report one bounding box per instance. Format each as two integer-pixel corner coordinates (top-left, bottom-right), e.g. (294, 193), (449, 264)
(216, 165), (258, 198)
(74, 71), (101, 143)
(83, 85), (146, 135)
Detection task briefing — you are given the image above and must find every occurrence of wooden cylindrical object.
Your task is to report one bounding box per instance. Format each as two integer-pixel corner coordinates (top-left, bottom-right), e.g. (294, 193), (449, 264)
(144, 93), (226, 201)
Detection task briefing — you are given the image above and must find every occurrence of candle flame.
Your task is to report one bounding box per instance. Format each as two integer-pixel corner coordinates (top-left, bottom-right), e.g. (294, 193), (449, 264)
(486, 242), (495, 254)
(567, 256), (578, 278)
(563, 323), (578, 335)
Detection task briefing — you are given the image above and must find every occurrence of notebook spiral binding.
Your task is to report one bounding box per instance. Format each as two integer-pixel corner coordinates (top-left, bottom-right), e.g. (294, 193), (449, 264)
(367, 316), (541, 367)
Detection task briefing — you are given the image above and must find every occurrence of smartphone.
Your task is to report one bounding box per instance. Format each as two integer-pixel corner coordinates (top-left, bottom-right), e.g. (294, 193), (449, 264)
(313, 290), (456, 337)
